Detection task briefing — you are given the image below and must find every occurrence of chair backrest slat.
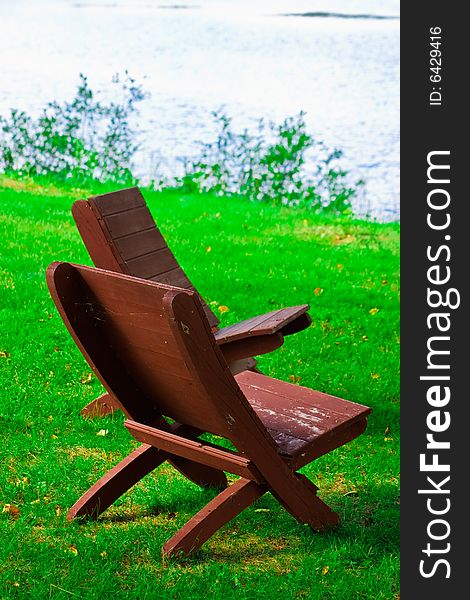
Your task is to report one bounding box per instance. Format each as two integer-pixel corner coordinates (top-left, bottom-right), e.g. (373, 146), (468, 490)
(125, 247), (181, 280)
(90, 186), (144, 216)
(112, 228), (168, 262)
(100, 205), (155, 239)
(47, 263), (270, 446)
(72, 187), (220, 329)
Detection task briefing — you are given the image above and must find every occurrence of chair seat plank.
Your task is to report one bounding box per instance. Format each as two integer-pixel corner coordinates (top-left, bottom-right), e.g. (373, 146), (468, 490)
(237, 370), (370, 421)
(269, 418), (368, 470)
(244, 384), (366, 442)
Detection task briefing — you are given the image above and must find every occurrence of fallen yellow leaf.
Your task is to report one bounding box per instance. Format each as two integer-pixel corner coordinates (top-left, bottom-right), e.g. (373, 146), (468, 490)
(2, 504), (20, 518)
(218, 305), (229, 314)
(314, 287), (324, 296)
(369, 308), (380, 315)
(322, 566), (330, 575)
(80, 372), (93, 384)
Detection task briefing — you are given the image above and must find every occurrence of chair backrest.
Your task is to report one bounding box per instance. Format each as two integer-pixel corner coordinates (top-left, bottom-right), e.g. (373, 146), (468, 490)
(47, 262), (275, 452)
(71, 187), (220, 330)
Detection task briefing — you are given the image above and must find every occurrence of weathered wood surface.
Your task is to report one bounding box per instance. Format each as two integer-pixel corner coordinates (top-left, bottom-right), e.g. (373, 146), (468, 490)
(48, 262), (371, 558)
(235, 370), (369, 468)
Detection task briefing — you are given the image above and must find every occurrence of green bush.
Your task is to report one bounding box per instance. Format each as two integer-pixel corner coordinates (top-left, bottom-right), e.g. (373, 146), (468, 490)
(0, 76), (364, 215)
(176, 110), (363, 214)
(0, 72), (147, 184)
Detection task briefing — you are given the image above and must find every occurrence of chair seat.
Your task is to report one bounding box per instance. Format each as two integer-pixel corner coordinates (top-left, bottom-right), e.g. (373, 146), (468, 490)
(235, 371), (371, 469)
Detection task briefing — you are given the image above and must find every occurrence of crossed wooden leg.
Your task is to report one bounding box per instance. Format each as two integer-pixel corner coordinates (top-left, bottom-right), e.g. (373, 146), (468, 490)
(68, 444), (227, 520)
(163, 478), (266, 557)
(163, 471), (338, 558)
(273, 473), (339, 530)
(68, 442), (338, 558)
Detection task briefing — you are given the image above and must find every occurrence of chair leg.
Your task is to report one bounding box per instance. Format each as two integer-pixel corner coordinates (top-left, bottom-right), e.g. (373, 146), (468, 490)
(80, 393), (117, 418)
(169, 455), (227, 490)
(68, 444), (165, 520)
(163, 478), (266, 558)
(270, 472), (339, 530)
(68, 444), (227, 520)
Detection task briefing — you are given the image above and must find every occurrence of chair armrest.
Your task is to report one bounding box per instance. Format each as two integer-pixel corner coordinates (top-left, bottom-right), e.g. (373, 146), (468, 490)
(214, 305), (311, 345)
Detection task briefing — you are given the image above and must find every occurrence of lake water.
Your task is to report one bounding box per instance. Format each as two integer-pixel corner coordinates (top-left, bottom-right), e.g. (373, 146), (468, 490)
(0, 0), (400, 220)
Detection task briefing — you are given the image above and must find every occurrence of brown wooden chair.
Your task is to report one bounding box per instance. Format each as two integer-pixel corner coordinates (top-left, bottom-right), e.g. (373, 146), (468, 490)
(47, 261), (371, 559)
(72, 187), (312, 417)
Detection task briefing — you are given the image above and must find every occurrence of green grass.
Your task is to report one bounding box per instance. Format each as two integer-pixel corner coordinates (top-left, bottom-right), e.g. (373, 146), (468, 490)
(0, 176), (399, 599)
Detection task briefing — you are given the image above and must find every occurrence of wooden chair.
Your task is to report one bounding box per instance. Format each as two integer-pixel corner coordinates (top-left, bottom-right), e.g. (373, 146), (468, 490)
(72, 187), (312, 417)
(47, 262), (371, 559)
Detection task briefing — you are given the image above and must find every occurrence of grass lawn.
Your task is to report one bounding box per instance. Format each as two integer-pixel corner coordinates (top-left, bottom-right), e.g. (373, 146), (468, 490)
(0, 177), (399, 599)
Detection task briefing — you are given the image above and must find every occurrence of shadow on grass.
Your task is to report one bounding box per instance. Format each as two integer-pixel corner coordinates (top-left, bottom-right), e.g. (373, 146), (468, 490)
(87, 482), (399, 565)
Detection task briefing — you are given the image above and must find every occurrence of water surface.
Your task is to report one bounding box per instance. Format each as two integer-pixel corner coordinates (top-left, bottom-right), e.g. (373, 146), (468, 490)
(0, 0), (400, 220)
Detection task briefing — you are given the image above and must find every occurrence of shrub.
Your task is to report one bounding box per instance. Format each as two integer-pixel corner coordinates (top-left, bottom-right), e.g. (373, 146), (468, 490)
(0, 72), (147, 184)
(0, 75), (363, 215)
(175, 110), (362, 214)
